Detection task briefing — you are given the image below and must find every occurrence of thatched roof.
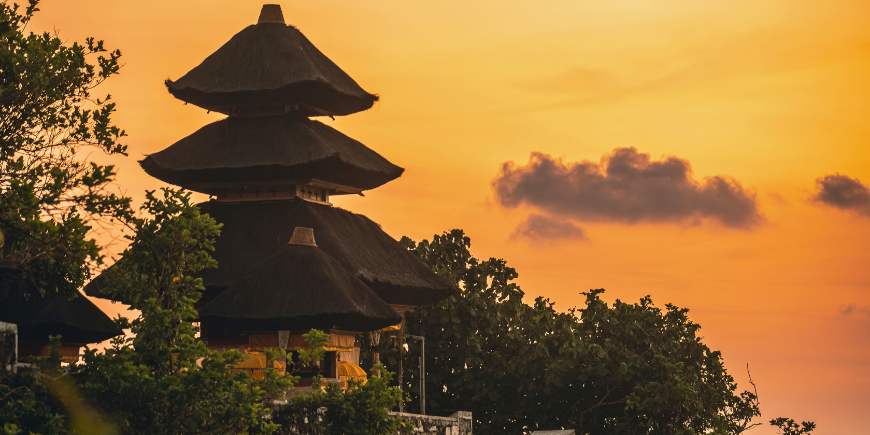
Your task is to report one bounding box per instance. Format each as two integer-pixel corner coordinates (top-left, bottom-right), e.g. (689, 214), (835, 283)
(139, 114), (403, 192)
(84, 200), (456, 307)
(194, 200), (456, 307)
(0, 292), (120, 344)
(198, 241), (402, 332)
(165, 6), (378, 117)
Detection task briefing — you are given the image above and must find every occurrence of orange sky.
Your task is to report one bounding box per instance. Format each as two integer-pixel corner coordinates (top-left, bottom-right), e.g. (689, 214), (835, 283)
(30, 0), (870, 432)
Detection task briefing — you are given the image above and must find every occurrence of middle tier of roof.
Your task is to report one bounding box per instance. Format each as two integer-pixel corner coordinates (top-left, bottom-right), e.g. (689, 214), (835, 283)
(139, 114), (404, 194)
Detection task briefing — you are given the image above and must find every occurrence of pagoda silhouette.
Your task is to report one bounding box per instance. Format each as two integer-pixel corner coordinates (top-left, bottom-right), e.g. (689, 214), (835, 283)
(86, 4), (454, 381)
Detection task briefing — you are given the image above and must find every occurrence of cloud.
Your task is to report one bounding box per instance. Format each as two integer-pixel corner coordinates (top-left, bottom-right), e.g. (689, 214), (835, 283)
(767, 192), (789, 206)
(811, 174), (870, 217)
(511, 214), (588, 243)
(492, 147), (762, 229)
(839, 303), (870, 316)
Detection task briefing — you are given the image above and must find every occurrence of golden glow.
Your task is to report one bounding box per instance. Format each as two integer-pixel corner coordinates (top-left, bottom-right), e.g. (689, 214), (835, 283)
(30, 0), (870, 432)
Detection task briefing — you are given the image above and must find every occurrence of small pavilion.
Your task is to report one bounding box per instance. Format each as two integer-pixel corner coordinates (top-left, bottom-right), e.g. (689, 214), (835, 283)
(0, 290), (119, 364)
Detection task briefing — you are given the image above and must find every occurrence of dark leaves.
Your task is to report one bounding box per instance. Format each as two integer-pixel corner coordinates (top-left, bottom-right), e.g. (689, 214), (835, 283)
(0, 0), (130, 300)
(72, 188), (293, 435)
(392, 230), (761, 435)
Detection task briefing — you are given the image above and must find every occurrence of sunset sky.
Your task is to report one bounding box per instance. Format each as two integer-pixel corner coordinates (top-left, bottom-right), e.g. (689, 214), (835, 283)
(30, 0), (870, 432)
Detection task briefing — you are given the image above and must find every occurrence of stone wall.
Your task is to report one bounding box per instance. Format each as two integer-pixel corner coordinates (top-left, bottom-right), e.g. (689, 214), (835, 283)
(531, 431), (575, 435)
(390, 411), (472, 435)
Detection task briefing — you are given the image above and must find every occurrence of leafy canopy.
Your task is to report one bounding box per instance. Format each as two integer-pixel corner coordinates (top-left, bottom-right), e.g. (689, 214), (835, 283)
(3, 189), (317, 435)
(72, 188), (293, 435)
(769, 418), (816, 435)
(395, 229), (762, 435)
(0, 0), (130, 300)
(273, 365), (412, 435)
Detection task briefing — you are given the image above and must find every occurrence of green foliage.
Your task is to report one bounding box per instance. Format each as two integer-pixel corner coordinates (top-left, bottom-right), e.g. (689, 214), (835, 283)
(263, 329), (330, 390)
(770, 417), (816, 435)
(0, 2), (128, 431)
(272, 365), (412, 435)
(396, 229), (763, 435)
(68, 188), (292, 434)
(0, 0), (130, 300)
(1, 336), (115, 435)
(291, 330), (330, 378)
(0, 371), (67, 435)
(101, 188), (221, 371)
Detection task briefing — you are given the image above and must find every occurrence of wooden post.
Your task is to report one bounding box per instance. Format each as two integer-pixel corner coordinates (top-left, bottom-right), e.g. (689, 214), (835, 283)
(397, 334), (405, 413)
(368, 330), (381, 378)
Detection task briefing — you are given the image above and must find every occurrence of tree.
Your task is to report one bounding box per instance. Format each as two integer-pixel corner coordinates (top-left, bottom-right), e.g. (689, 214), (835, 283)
(0, 0), (130, 300)
(72, 189), (293, 435)
(393, 229), (763, 434)
(272, 365), (412, 435)
(2, 189), (319, 434)
(0, 363), (67, 435)
(0, 2), (128, 432)
(769, 418), (816, 435)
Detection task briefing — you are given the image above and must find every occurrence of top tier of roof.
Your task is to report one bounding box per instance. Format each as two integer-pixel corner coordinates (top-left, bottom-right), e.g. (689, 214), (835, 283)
(165, 4), (378, 117)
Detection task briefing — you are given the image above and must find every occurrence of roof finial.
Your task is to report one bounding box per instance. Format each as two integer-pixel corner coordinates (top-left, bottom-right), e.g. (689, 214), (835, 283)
(258, 4), (285, 24)
(288, 227), (316, 247)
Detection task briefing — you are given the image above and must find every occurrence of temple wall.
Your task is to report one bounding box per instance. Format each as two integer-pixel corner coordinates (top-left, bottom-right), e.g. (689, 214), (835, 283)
(273, 408), (471, 435)
(389, 411), (473, 435)
(338, 346), (360, 365)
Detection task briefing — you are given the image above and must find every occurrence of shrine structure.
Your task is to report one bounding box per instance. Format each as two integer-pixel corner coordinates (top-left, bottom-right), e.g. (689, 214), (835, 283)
(85, 4), (454, 382)
(0, 290), (119, 364)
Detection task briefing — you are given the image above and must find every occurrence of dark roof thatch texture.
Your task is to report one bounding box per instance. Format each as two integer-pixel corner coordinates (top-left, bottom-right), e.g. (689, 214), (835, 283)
(139, 114), (403, 192)
(198, 243), (402, 332)
(84, 200), (456, 307)
(0, 292), (120, 344)
(165, 21), (378, 116)
(197, 200), (455, 307)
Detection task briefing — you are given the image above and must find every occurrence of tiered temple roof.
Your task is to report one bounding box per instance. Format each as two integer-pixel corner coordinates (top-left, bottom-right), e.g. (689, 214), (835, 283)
(87, 4), (455, 368)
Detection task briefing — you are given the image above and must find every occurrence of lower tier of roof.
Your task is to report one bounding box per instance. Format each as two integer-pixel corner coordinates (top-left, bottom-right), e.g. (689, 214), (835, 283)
(198, 242), (402, 332)
(195, 199), (456, 307)
(84, 199), (456, 309)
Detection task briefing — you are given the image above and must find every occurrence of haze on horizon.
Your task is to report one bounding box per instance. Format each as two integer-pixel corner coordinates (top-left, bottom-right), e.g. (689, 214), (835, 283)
(30, 1), (870, 433)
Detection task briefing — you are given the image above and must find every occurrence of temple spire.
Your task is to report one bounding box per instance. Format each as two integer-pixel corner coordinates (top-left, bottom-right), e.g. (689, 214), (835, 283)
(257, 4), (285, 24)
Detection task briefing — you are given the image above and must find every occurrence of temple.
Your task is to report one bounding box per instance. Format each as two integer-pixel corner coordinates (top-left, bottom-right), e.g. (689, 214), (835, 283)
(0, 290), (119, 365)
(85, 4), (454, 383)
